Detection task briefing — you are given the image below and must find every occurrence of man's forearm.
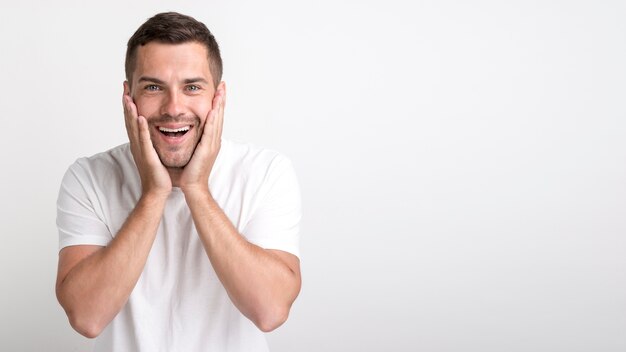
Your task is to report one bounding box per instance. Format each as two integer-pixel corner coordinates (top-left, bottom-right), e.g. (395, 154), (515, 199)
(56, 193), (167, 338)
(184, 189), (301, 332)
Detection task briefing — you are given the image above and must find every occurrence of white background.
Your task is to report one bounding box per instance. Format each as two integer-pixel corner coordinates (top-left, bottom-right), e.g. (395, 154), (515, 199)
(1, 0), (625, 351)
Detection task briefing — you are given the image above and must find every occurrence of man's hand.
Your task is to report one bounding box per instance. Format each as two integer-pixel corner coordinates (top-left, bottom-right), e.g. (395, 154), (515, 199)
(179, 83), (226, 195)
(178, 82), (300, 332)
(123, 93), (172, 198)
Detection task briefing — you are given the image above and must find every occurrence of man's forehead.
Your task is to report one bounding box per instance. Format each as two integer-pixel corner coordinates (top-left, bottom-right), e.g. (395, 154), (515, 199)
(137, 40), (208, 54)
(133, 41), (212, 81)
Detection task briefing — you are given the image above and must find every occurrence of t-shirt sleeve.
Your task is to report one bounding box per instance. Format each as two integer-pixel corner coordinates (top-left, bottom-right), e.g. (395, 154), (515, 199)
(57, 160), (113, 250)
(242, 155), (302, 258)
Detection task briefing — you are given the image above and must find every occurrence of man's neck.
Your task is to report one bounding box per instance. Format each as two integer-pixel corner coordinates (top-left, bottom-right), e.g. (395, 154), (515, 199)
(168, 168), (183, 188)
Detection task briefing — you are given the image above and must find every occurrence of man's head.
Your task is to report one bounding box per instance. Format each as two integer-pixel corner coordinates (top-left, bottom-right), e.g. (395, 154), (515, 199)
(124, 12), (225, 169)
(125, 12), (222, 88)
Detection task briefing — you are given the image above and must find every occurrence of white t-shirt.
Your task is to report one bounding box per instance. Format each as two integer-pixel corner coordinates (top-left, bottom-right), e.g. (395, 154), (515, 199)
(57, 139), (301, 352)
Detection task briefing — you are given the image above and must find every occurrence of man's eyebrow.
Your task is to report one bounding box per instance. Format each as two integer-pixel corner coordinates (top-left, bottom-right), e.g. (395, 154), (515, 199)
(138, 76), (166, 84)
(183, 78), (209, 84)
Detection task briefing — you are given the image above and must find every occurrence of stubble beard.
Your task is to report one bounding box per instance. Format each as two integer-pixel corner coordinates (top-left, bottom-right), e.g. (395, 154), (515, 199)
(148, 114), (202, 169)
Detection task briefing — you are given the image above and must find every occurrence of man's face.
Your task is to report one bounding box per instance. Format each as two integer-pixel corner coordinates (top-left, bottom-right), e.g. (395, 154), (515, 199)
(126, 41), (216, 168)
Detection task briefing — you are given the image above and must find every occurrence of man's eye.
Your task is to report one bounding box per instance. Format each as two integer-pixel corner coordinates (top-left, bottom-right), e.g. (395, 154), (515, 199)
(186, 85), (200, 91)
(145, 85), (160, 91)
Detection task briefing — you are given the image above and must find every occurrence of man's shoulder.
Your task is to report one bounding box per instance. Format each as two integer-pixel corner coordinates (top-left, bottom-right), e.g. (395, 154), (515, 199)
(75, 143), (131, 165)
(68, 143), (135, 181)
(219, 139), (293, 175)
(82, 143), (131, 161)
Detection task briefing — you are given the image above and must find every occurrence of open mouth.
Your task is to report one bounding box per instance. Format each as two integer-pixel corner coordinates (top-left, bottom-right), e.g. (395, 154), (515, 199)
(158, 126), (191, 137)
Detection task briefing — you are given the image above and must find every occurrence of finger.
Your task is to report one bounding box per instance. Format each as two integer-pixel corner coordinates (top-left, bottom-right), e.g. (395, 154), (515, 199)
(216, 92), (225, 143)
(203, 91), (221, 136)
(122, 94), (131, 132)
(211, 87), (222, 111)
(136, 115), (153, 153)
(213, 94), (224, 147)
(200, 104), (216, 148)
(207, 93), (221, 142)
(122, 94), (137, 121)
(123, 94), (139, 143)
(197, 88), (224, 151)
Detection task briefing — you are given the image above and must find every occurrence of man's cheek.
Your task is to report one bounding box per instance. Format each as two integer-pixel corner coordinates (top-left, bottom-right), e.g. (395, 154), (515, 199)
(134, 98), (158, 118)
(197, 125), (205, 141)
(147, 126), (161, 144)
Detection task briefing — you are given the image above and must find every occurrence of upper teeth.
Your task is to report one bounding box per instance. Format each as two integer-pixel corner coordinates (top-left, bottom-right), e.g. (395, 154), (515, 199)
(159, 126), (190, 133)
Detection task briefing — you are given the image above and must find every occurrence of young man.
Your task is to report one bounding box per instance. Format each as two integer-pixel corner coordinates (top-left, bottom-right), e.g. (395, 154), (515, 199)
(55, 12), (302, 351)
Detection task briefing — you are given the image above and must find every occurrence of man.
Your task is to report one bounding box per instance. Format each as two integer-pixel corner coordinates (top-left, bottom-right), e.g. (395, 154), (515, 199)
(55, 12), (302, 351)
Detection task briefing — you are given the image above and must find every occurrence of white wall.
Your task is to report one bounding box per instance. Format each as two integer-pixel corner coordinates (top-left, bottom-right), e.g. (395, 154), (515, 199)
(1, 1), (624, 351)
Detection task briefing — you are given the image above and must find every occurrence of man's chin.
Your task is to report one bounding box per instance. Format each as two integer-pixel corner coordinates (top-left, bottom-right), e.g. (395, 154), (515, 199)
(153, 140), (199, 169)
(157, 153), (192, 169)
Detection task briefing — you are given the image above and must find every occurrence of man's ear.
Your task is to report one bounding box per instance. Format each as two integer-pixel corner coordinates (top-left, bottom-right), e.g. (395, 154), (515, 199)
(217, 81), (226, 103)
(123, 81), (131, 96)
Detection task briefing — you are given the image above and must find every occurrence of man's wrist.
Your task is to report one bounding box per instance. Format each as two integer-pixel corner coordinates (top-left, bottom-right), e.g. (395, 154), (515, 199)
(181, 184), (212, 202)
(139, 189), (171, 205)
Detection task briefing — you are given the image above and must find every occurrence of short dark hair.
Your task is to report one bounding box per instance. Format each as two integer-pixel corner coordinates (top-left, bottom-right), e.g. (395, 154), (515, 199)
(125, 12), (223, 87)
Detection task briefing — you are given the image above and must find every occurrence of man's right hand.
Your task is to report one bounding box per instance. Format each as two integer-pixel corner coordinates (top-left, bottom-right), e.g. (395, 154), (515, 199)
(123, 93), (172, 198)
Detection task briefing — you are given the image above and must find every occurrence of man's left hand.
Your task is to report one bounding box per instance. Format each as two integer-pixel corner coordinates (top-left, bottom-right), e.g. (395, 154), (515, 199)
(179, 82), (226, 195)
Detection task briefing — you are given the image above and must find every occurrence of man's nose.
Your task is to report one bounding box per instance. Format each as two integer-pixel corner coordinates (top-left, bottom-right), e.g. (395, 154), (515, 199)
(160, 90), (185, 117)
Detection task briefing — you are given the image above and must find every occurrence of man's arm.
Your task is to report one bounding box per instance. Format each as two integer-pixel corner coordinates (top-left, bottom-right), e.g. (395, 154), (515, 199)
(180, 84), (302, 332)
(56, 193), (167, 337)
(56, 93), (171, 338)
(185, 192), (301, 332)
